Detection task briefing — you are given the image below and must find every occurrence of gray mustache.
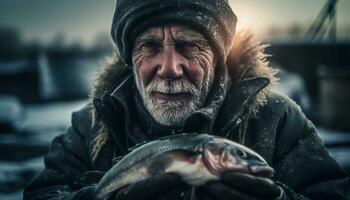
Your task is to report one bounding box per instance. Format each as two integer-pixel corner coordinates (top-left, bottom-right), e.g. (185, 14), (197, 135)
(146, 79), (200, 95)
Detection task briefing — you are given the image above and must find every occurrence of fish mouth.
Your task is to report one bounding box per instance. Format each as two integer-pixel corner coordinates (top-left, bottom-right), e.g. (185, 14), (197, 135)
(202, 141), (274, 177)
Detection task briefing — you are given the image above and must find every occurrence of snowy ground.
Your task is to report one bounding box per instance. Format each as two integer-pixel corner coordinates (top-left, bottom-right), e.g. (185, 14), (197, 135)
(0, 100), (87, 200)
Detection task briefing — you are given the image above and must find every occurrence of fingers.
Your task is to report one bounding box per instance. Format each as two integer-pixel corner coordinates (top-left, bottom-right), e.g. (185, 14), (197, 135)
(201, 181), (258, 200)
(221, 171), (281, 197)
(196, 187), (220, 200)
(115, 173), (185, 200)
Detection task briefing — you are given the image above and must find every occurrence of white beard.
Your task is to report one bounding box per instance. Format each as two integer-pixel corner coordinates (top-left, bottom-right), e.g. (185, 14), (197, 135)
(134, 68), (213, 127)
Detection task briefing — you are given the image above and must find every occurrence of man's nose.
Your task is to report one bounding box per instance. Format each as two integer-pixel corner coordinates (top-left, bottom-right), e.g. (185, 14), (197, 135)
(157, 47), (184, 80)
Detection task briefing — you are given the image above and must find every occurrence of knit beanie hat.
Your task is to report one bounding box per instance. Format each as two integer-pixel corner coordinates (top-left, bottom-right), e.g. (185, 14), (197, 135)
(111, 0), (237, 66)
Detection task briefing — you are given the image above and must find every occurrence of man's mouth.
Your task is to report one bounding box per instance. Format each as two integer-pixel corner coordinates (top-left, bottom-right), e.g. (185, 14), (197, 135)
(151, 91), (192, 101)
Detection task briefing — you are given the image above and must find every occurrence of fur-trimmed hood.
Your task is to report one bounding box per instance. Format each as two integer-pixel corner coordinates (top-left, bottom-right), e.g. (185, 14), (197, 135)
(88, 30), (278, 161)
(91, 30), (277, 110)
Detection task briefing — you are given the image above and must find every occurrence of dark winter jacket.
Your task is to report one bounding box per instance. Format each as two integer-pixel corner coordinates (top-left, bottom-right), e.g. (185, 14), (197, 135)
(24, 31), (348, 200)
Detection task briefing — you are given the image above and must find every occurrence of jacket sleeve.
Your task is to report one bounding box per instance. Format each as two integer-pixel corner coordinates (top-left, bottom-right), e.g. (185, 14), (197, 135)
(24, 110), (105, 200)
(273, 98), (349, 200)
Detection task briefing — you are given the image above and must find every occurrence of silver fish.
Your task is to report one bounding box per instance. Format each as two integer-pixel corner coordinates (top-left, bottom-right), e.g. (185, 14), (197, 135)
(94, 133), (274, 200)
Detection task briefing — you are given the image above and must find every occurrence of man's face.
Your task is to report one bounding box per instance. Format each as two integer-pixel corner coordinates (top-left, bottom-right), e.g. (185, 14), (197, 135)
(132, 24), (215, 127)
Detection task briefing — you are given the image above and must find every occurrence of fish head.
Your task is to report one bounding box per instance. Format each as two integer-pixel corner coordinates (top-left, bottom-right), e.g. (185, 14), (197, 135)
(202, 138), (274, 177)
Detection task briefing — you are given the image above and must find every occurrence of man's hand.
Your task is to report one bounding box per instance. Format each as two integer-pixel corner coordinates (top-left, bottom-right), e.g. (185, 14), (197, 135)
(197, 171), (289, 200)
(114, 173), (187, 200)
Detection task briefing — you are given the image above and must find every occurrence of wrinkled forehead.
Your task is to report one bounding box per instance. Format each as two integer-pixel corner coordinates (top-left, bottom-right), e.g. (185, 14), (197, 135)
(135, 24), (208, 42)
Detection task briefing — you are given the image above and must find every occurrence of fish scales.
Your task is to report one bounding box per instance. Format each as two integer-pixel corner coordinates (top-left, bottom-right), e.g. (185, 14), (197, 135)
(96, 140), (200, 197)
(94, 133), (274, 200)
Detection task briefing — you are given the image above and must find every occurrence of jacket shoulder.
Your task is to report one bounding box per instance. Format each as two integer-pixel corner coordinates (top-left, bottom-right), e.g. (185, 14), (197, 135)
(263, 90), (307, 125)
(256, 91), (310, 153)
(70, 102), (95, 137)
(70, 102), (115, 167)
(265, 91), (304, 113)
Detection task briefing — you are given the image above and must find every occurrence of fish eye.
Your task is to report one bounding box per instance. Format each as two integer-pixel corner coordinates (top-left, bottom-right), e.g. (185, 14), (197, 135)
(237, 150), (248, 159)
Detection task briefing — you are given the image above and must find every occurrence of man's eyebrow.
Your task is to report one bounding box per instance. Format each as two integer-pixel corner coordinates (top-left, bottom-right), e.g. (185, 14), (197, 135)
(175, 36), (210, 45)
(135, 35), (160, 44)
(173, 30), (207, 39)
(176, 37), (208, 42)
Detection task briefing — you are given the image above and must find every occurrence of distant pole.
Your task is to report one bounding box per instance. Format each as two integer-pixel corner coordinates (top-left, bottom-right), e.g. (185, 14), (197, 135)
(305, 0), (338, 41)
(329, 2), (337, 42)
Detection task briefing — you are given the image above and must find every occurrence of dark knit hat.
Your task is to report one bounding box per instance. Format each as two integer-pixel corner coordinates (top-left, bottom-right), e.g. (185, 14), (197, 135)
(111, 0), (237, 66)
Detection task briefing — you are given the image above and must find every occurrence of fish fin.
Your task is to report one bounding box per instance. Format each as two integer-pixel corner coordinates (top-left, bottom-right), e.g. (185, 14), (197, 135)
(112, 155), (124, 165)
(127, 140), (150, 152)
(147, 150), (201, 176)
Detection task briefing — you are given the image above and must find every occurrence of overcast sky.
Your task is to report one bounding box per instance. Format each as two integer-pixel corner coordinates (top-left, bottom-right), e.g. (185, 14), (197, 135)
(0, 0), (349, 44)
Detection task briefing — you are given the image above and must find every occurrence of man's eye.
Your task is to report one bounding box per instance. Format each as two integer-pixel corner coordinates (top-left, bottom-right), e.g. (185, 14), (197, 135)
(142, 41), (159, 48)
(176, 42), (200, 56)
(178, 41), (197, 49)
(138, 41), (161, 54)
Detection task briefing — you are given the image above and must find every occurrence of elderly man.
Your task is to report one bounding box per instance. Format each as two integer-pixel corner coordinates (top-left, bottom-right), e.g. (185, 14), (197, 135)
(24, 0), (348, 199)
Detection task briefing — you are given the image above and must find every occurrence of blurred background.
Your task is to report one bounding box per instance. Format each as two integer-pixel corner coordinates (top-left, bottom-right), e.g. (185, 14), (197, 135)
(0, 0), (349, 199)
